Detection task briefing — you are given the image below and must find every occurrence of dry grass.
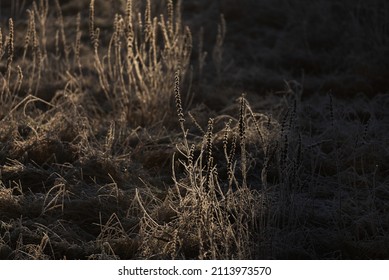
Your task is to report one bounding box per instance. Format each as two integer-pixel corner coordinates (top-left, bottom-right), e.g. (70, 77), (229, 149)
(0, 0), (388, 259)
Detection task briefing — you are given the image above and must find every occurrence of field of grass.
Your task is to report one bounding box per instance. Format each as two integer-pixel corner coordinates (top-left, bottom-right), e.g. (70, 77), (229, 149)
(0, 0), (388, 259)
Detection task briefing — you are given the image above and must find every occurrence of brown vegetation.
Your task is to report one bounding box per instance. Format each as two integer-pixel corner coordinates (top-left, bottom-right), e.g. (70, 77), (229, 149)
(0, 0), (388, 259)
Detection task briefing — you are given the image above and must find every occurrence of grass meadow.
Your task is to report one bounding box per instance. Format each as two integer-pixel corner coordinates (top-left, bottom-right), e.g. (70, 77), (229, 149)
(0, 0), (388, 259)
